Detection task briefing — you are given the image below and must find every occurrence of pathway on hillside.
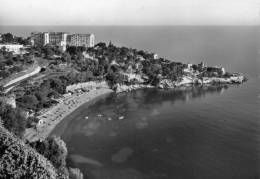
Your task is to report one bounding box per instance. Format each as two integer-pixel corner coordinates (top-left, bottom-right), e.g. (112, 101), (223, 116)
(1, 58), (49, 92)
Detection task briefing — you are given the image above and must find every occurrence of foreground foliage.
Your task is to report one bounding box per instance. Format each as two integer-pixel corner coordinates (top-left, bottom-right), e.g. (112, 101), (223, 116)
(0, 126), (58, 179)
(0, 101), (27, 137)
(30, 136), (69, 178)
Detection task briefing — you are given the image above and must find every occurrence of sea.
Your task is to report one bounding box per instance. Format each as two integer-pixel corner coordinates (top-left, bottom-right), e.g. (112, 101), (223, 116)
(1, 26), (259, 179)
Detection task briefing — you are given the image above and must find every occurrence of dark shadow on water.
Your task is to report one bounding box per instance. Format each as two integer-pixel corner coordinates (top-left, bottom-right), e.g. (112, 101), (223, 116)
(89, 84), (230, 115)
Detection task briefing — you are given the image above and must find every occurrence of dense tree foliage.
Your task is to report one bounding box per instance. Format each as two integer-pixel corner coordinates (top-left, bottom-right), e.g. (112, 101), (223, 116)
(0, 33), (30, 45)
(0, 48), (34, 79)
(16, 78), (63, 111)
(0, 33), (14, 43)
(66, 46), (86, 56)
(0, 102), (27, 137)
(0, 126), (58, 179)
(85, 42), (186, 85)
(30, 136), (68, 177)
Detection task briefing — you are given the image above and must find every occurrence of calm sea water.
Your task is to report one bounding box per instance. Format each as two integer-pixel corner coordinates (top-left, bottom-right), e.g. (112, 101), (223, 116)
(1, 26), (259, 178)
(52, 82), (259, 179)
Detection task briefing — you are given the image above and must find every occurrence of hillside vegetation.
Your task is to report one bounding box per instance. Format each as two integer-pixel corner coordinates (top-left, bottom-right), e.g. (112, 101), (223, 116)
(0, 125), (58, 179)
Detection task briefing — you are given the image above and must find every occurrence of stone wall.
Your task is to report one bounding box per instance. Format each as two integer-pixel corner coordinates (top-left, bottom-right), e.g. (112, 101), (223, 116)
(66, 81), (109, 92)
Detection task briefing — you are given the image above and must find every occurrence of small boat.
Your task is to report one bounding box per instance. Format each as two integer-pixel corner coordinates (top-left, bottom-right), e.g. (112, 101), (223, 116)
(97, 114), (102, 117)
(118, 116), (124, 120)
(85, 116), (89, 119)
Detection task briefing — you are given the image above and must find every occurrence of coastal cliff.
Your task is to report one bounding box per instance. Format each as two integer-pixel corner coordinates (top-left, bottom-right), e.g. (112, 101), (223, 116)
(158, 74), (246, 89)
(114, 73), (246, 93)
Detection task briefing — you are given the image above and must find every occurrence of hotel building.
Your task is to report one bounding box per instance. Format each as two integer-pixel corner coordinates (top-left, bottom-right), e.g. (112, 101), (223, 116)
(48, 32), (67, 47)
(31, 32), (67, 51)
(31, 32), (95, 50)
(67, 34), (94, 47)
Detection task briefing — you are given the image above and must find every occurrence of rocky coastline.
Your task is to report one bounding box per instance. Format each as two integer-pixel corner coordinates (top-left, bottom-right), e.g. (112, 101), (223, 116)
(114, 73), (247, 93)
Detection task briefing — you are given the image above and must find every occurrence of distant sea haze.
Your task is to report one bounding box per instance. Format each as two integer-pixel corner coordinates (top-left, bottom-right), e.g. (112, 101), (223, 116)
(0, 26), (258, 76)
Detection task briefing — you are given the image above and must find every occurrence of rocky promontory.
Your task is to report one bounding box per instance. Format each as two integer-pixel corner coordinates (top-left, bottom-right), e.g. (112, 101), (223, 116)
(114, 73), (246, 93)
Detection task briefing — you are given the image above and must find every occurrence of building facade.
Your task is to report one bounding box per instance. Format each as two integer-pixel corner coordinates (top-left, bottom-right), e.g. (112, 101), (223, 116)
(67, 34), (94, 47)
(31, 32), (94, 50)
(48, 32), (67, 46)
(31, 32), (44, 46)
(31, 32), (67, 51)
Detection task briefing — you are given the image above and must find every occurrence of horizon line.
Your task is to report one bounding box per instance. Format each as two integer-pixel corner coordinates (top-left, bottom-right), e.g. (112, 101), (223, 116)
(0, 24), (259, 27)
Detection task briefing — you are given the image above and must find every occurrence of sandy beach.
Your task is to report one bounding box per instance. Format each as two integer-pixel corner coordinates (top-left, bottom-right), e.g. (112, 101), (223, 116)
(24, 88), (113, 142)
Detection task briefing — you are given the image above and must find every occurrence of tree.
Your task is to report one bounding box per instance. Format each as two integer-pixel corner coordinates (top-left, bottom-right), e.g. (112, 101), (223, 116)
(0, 102), (27, 137)
(96, 65), (105, 76)
(66, 46), (77, 55)
(5, 58), (14, 66)
(16, 37), (30, 45)
(30, 136), (68, 170)
(17, 94), (39, 110)
(43, 46), (55, 58)
(192, 64), (198, 71)
(24, 54), (34, 64)
(108, 41), (114, 48)
(62, 52), (71, 63)
(66, 46), (85, 56)
(49, 78), (66, 94)
(151, 63), (162, 75)
(0, 70), (10, 78)
(1, 33), (14, 43)
(0, 126), (58, 179)
(95, 42), (106, 48)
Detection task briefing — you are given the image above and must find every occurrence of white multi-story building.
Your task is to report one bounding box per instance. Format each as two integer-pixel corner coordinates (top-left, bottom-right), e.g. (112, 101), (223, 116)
(43, 32), (49, 46)
(48, 32), (67, 46)
(67, 34), (94, 47)
(31, 32), (67, 51)
(0, 44), (24, 54)
(31, 32), (94, 50)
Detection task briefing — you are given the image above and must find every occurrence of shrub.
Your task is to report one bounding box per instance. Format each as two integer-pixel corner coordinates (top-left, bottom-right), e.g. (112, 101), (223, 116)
(0, 102), (27, 137)
(30, 136), (68, 169)
(0, 126), (58, 179)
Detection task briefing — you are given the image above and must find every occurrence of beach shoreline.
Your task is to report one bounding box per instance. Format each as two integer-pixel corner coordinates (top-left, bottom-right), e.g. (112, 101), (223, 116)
(24, 88), (113, 142)
(23, 73), (246, 142)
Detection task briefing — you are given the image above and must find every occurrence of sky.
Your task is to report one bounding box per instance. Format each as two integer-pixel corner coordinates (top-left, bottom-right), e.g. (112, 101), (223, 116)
(0, 0), (259, 25)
